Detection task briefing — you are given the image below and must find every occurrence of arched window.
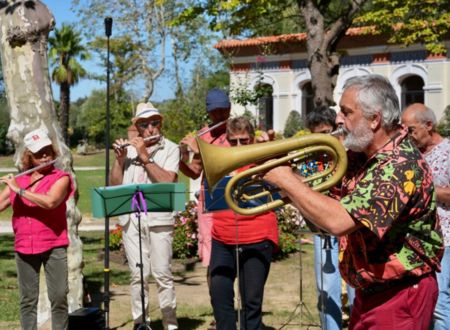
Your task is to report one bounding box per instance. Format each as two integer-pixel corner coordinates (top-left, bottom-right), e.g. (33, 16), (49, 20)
(256, 83), (273, 130)
(401, 75), (424, 110)
(301, 82), (314, 122)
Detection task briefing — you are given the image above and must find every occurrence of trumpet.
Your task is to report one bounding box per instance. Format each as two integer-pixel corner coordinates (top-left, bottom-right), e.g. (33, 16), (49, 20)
(197, 133), (348, 216)
(113, 134), (161, 149)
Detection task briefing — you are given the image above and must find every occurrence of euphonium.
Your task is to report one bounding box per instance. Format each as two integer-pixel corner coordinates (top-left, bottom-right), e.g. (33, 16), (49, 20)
(197, 133), (348, 216)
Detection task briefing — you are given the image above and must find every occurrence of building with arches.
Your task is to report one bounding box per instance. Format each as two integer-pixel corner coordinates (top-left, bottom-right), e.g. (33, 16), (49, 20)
(215, 28), (450, 133)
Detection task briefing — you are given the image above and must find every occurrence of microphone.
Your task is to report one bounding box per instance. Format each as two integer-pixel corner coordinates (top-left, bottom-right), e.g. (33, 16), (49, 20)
(104, 17), (113, 37)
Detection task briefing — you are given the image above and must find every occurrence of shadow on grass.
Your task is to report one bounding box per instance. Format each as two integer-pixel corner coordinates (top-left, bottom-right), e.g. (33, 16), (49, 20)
(84, 269), (131, 309)
(149, 317), (204, 330)
(110, 317), (205, 330)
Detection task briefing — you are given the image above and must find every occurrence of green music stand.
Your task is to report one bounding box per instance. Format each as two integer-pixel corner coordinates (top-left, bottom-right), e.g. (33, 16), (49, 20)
(91, 183), (186, 218)
(90, 183), (186, 329)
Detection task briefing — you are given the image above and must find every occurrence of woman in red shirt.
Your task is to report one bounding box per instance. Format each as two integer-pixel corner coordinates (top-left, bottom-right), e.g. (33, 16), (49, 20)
(0, 128), (74, 330)
(208, 117), (279, 330)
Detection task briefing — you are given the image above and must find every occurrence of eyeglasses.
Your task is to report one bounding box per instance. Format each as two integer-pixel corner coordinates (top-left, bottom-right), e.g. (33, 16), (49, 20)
(137, 120), (161, 130)
(228, 137), (251, 146)
(32, 147), (54, 159)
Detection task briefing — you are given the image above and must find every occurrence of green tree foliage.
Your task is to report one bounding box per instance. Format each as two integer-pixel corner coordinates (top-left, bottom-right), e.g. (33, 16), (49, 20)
(48, 24), (90, 144)
(72, 0), (214, 101)
(160, 64), (230, 142)
(177, 0), (369, 107)
(356, 0), (450, 55)
(0, 61), (12, 155)
(437, 105), (450, 138)
(88, 35), (140, 97)
(177, 0), (449, 108)
(283, 110), (304, 138)
(0, 97), (12, 155)
(75, 89), (132, 147)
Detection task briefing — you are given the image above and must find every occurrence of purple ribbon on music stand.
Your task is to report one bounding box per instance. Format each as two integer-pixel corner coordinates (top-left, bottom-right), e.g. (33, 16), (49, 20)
(131, 190), (148, 215)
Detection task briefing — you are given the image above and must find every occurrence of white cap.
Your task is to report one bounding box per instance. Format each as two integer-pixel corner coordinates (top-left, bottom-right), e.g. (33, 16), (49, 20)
(24, 128), (52, 153)
(132, 102), (162, 123)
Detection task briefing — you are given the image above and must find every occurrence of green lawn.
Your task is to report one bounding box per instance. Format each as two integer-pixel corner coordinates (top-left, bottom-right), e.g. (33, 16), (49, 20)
(0, 232), (131, 325)
(0, 232), (311, 329)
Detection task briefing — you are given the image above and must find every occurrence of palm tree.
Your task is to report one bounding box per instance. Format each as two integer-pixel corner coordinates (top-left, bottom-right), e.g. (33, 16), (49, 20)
(49, 24), (89, 144)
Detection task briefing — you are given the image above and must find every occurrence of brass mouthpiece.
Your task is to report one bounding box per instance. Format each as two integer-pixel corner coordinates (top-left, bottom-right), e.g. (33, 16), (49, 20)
(330, 126), (346, 137)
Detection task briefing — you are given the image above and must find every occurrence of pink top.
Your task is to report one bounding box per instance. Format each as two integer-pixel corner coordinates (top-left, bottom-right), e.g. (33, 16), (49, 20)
(10, 167), (74, 254)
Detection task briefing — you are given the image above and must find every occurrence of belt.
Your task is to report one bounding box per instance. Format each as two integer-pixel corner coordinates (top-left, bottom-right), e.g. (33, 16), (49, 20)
(360, 274), (429, 297)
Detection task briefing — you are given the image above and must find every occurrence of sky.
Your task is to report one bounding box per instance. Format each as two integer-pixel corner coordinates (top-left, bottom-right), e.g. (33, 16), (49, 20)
(44, 0), (175, 103)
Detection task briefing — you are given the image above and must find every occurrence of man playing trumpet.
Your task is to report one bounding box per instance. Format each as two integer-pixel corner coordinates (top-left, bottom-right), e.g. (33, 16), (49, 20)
(111, 102), (180, 330)
(262, 75), (443, 329)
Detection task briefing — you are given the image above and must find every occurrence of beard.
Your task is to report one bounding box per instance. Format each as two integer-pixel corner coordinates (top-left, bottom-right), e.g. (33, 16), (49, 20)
(344, 117), (374, 152)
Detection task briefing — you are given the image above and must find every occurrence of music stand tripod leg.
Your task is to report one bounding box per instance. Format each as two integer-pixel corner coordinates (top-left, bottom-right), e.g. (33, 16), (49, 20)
(135, 211), (152, 330)
(298, 230), (318, 328)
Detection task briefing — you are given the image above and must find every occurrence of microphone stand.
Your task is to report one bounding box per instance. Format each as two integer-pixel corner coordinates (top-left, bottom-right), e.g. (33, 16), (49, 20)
(103, 16), (113, 330)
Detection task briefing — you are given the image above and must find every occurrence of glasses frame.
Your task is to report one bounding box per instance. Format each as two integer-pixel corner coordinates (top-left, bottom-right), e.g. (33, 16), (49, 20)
(227, 137), (251, 146)
(137, 119), (161, 130)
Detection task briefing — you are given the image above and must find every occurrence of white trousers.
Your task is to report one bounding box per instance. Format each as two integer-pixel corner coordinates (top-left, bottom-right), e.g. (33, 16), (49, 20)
(122, 219), (178, 329)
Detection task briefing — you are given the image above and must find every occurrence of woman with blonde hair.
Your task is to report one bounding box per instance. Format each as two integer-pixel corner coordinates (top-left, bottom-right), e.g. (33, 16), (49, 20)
(0, 128), (74, 330)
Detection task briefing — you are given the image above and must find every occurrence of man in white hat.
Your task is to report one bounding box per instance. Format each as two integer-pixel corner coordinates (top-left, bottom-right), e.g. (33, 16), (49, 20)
(111, 102), (180, 330)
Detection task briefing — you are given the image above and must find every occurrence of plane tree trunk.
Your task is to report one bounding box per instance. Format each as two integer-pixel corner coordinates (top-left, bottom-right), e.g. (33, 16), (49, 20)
(0, 0), (83, 325)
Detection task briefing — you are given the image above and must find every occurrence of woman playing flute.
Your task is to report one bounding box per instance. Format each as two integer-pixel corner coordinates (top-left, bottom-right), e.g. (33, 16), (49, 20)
(0, 128), (74, 330)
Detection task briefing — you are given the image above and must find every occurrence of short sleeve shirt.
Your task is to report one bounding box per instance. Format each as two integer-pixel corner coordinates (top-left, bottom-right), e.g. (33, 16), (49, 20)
(339, 128), (443, 289)
(118, 137), (180, 227)
(424, 139), (450, 246)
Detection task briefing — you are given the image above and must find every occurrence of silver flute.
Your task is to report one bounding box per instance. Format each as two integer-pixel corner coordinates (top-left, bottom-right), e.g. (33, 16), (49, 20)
(197, 120), (227, 137)
(14, 159), (58, 178)
(113, 134), (161, 149)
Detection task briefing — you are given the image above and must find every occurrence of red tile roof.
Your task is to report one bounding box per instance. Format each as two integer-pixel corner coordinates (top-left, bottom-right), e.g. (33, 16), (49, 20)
(214, 26), (374, 50)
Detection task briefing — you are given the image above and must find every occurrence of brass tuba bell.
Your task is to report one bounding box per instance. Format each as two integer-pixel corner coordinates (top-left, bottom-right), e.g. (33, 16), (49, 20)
(197, 133), (348, 216)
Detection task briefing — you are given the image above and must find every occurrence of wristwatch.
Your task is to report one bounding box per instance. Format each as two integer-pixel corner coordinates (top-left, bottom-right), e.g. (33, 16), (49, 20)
(143, 156), (154, 165)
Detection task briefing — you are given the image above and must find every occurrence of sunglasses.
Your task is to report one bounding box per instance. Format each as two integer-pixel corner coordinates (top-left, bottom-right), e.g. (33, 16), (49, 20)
(137, 119), (161, 130)
(32, 146), (54, 159)
(228, 137), (251, 146)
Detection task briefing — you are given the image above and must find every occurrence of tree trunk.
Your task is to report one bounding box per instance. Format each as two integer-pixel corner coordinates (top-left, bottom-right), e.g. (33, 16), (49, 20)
(0, 0), (83, 325)
(59, 81), (70, 145)
(298, 0), (368, 108)
(299, 1), (338, 107)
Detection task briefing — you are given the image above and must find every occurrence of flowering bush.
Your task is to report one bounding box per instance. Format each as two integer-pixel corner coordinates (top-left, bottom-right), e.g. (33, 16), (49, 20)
(173, 201), (198, 260)
(274, 205), (305, 259)
(107, 201), (304, 261)
(109, 225), (123, 251)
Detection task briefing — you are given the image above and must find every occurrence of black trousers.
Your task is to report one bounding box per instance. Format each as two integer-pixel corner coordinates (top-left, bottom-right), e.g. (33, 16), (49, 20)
(209, 239), (273, 330)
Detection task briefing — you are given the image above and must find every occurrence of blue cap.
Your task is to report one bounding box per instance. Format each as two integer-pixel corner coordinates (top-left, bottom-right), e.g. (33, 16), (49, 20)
(206, 88), (231, 112)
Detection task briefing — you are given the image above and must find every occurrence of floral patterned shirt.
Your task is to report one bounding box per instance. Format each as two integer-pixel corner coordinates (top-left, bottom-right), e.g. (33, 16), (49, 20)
(338, 127), (443, 289)
(424, 138), (450, 246)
